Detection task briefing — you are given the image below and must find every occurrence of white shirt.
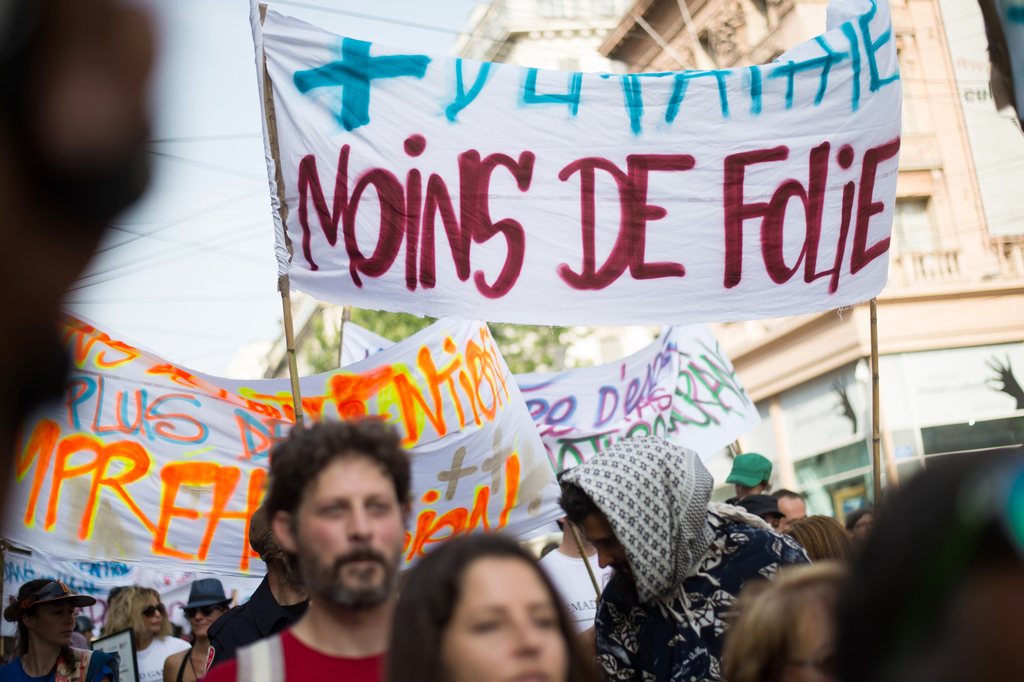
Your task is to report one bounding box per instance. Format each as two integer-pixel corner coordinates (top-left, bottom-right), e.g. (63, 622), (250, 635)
(135, 634), (191, 682)
(538, 549), (613, 633)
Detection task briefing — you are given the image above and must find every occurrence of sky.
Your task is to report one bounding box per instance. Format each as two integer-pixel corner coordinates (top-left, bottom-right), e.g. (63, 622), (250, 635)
(64, 0), (481, 375)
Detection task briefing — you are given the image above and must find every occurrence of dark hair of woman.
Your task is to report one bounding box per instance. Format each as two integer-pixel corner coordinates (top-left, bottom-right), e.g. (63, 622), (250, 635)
(3, 579), (76, 670)
(387, 534), (601, 682)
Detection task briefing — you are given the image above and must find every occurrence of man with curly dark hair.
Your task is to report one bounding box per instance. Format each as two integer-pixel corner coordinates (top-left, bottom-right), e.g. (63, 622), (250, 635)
(206, 419), (411, 682)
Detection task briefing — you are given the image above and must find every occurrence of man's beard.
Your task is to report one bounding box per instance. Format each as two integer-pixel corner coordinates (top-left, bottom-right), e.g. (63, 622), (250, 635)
(298, 544), (400, 609)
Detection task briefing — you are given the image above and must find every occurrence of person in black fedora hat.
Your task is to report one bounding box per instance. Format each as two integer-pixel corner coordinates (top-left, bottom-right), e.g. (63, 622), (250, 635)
(163, 579), (231, 682)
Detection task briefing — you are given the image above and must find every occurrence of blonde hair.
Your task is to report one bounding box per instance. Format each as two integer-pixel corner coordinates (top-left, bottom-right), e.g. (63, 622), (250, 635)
(102, 586), (172, 641)
(785, 515), (856, 563)
(723, 563), (847, 682)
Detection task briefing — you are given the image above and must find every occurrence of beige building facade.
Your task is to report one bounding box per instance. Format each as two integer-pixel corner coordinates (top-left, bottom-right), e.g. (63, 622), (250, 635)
(601, 0), (1024, 518)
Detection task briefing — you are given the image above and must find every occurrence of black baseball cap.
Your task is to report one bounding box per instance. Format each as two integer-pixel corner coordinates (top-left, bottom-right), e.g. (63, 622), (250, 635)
(737, 494), (785, 520)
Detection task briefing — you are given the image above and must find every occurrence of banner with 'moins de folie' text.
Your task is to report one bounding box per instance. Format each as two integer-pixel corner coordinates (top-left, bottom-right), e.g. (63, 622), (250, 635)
(254, 0), (901, 325)
(6, 315), (560, 575)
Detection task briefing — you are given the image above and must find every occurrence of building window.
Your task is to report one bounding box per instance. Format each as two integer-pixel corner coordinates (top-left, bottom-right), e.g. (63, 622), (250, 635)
(599, 335), (623, 363)
(538, 0), (567, 17)
(894, 198), (936, 254)
(898, 48), (921, 134)
(699, 31), (718, 67)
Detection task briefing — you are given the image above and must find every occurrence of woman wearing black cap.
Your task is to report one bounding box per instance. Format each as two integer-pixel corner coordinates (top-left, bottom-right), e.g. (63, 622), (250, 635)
(0, 579), (119, 682)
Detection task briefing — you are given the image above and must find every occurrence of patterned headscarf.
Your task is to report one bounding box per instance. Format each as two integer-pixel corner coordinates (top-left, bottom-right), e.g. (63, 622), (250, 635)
(561, 436), (715, 603)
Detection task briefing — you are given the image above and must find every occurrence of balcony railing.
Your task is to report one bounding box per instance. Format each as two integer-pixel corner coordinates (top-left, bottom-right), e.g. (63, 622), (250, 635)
(894, 249), (962, 284)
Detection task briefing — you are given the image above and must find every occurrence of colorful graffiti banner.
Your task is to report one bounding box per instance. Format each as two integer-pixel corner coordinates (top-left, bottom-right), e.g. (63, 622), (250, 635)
(5, 315), (560, 575)
(252, 0), (901, 326)
(517, 326), (759, 471)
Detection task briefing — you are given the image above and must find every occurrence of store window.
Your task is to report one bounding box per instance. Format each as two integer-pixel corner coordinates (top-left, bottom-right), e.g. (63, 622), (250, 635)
(921, 415), (1024, 455)
(794, 440), (872, 523)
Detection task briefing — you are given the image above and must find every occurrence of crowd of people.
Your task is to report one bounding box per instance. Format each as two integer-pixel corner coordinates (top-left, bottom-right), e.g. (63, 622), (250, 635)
(3, 421), (1018, 682)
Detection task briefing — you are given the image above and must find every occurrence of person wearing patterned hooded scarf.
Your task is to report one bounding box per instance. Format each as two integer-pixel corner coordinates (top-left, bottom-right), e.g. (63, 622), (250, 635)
(559, 436), (809, 682)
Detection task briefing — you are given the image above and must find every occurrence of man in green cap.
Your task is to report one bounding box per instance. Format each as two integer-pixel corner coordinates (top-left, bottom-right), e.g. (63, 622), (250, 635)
(725, 453), (773, 503)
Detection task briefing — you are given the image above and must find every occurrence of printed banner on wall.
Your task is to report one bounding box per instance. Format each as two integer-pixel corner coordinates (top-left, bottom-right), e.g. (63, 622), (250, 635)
(5, 315), (560, 575)
(517, 325), (759, 470)
(254, 0), (901, 325)
(1, 553), (263, 636)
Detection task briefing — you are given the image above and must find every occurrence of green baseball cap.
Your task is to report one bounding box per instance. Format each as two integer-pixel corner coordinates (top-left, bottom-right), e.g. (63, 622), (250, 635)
(726, 453), (773, 487)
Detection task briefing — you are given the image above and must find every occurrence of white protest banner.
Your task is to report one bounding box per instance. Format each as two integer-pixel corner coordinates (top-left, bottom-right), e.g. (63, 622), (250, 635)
(1, 553), (263, 636)
(517, 325), (759, 469)
(254, 0), (901, 326)
(341, 321), (393, 366)
(6, 314), (560, 575)
(2, 554), (139, 636)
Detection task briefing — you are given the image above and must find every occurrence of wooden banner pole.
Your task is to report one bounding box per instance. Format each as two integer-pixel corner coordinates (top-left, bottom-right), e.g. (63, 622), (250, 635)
(336, 305), (351, 369)
(279, 276), (305, 429)
(262, 5), (304, 429)
(568, 521), (602, 599)
(870, 298), (882, 508)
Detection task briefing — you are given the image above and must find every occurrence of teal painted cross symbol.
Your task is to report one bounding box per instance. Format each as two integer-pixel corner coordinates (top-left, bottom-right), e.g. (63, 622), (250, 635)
(293, 38), (430, 131)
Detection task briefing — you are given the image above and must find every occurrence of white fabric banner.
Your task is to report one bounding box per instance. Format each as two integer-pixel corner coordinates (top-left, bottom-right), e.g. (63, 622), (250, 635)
(517, 325), (760, 469)
(340, 321), (393, 366)
(1, 553), (262, 636)
(255, 0), (901, 325)
(5, 315), (560, 575)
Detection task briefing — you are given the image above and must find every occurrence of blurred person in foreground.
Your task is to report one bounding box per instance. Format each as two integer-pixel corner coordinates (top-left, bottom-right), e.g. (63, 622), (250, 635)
(206, 506), (308, 668)
(785, 516), (856, 563)
(387, 535), (602, 682)
(844, 507), (874, 545)
(724, 563), (846, 682)
(102, 586), (189, 682)
(205, 420), (410, 682)
(1, 579), (117, 682)
(163, 580), (230, 682)
(837, 449), (1024, 682)
(0, 0), (152, 479)
(537, 518), (612, 634)
(725, 453), (774, 502)
(559, 436), (809, 681)
(773, 490), (808, 531)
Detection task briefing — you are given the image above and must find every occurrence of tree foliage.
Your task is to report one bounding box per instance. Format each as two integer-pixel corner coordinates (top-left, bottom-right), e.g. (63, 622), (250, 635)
(304, 307), (589, 375)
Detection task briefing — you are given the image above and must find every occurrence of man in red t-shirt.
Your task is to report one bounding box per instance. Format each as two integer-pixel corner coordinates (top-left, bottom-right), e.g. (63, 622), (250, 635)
(205, 420), (411, 682)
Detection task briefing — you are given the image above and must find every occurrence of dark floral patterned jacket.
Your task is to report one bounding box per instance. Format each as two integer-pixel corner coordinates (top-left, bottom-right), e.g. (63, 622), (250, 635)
(594, 513), (810, 682)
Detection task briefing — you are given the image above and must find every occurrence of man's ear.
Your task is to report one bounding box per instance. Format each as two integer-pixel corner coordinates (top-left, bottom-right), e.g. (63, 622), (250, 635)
(272, 510), (298, 555)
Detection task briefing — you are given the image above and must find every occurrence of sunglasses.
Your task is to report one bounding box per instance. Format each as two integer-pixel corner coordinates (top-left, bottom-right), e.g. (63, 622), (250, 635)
(22, 581), (70, 609)
(183, 605), (221, 619)
(141, 604), (166, 618)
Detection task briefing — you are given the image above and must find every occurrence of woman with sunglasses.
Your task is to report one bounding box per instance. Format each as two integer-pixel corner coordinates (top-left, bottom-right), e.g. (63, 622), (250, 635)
(102, 587), (189, 682)
(162, 580), (230, 682)
(1, 579), (118, 682)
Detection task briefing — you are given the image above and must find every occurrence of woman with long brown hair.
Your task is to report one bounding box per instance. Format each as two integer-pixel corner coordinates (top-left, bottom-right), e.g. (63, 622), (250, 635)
(0, 579), (118, 682)
(388, 535), (602, 682)
(102, 586), (188, 682)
